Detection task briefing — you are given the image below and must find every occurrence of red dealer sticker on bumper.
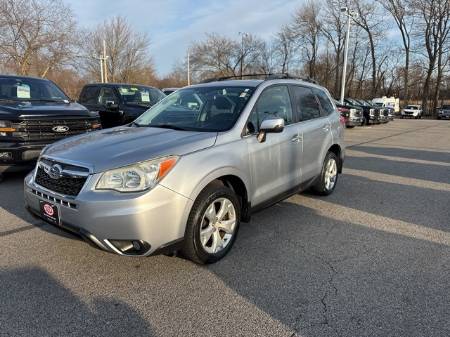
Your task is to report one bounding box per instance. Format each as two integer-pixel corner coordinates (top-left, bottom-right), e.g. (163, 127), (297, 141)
(40, 201), (59, 225)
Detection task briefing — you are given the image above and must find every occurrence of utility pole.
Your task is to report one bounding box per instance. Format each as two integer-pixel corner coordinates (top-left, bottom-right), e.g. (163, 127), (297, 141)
(94, 40), (109, 83)
(239, 32), (248, 80)
(339, 7), (357, 105)
(187, 49), (191, 86)
(103, 40), (109, 83)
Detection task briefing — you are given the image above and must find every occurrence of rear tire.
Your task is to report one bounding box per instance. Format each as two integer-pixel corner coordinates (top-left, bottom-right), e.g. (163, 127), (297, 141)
(311, 152), (339, 196)
(181, 183), (241, 264)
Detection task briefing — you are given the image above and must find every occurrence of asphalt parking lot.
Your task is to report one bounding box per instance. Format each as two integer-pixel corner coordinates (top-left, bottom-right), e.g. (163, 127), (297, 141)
(1, 119), (449, 337)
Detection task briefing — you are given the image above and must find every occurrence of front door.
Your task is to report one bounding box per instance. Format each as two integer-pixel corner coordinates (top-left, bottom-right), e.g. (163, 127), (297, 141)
(97, 87), (123, 128)
(244, 85), (302, 206)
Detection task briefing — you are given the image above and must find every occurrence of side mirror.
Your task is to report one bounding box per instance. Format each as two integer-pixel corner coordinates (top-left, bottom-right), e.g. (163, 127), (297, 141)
(257, 118), (285, 143)
(105, 100), (119, 111)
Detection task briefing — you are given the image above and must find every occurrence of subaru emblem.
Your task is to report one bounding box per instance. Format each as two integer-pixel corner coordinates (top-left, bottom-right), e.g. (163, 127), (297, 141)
(48, 164), (63, 180)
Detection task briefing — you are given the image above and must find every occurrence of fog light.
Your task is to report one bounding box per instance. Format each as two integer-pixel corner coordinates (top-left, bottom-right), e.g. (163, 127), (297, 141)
(0, 152), (12, 160)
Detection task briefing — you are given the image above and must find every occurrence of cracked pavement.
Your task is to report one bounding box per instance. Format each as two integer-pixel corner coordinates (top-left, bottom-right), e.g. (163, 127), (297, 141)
(1, 119), (450, 337)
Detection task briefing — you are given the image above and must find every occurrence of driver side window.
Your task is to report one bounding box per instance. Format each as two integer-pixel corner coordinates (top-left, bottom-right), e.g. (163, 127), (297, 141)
(247, 85), (293, 133)
(98, 87), (118, 105)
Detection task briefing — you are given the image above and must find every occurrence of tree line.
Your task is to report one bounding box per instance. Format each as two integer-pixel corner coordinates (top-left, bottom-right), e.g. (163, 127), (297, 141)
(0, 0), (449, 115)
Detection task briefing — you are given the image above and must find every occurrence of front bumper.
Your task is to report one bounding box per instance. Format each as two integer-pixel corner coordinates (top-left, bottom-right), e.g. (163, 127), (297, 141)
(346, 117), (363, 127)
(0, 143), (45, 173)
(24, 171), (193, 256)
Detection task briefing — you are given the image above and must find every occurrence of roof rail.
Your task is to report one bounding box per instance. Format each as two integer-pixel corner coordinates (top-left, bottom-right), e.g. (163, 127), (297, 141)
(200, 73), (318, 84)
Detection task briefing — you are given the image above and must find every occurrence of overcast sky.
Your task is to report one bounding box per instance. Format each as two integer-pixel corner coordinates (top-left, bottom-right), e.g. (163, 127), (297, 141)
(65, 0), (301, 76)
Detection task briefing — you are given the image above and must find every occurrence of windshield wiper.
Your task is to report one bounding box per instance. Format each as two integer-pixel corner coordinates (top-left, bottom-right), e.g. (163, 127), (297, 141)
(130, 121), (143, 127)
(25, 99), (69, 103)
(150, 124), (188, 131)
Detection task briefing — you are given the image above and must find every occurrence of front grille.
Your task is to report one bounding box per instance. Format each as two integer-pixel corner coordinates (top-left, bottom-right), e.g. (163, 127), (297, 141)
(35, 166), (87, 197)
(12, 119), (97, 142)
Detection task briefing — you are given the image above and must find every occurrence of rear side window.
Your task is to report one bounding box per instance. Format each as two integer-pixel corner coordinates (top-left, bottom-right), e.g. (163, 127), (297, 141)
(79, 86), (100, 105)
(313, 88), (335, 116)
(290, 86), (321, 121)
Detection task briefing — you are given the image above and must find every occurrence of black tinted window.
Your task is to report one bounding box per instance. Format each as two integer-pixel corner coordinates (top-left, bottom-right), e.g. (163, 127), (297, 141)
(79, 86), (100, 105)
(0, 77), (68, 101)
(313, 88), (335, 116)
(98, 87), (118, 105)
(290, 86), (321, 121)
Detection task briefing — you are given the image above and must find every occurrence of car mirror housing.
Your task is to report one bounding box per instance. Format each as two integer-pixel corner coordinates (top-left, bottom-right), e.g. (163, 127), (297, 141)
(257, 118), (285, 143)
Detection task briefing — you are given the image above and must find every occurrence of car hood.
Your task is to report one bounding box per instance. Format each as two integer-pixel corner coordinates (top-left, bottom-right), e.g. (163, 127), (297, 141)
(0, 101), (90, 118)
(42, 126), (218, 173)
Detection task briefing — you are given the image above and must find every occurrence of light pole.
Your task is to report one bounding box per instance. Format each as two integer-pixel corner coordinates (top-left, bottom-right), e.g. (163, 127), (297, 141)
(339, 7), (357, 105)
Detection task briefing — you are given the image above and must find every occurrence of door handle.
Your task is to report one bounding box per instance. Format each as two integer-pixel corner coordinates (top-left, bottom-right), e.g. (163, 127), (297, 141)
(291, 134), (303, 143)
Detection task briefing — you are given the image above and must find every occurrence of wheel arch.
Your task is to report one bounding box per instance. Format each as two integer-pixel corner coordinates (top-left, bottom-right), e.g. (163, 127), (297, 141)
(189, 169), (251, 223)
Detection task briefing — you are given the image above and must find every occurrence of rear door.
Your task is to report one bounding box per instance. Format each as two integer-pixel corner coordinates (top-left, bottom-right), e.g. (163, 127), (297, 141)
(244, 85), (302, 206)
(290, 85), (332, 182)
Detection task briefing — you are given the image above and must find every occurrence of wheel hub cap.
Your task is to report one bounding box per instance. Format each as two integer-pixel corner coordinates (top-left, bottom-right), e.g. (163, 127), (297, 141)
(324, 158), (338, 191)
(200, 198), (237, 254)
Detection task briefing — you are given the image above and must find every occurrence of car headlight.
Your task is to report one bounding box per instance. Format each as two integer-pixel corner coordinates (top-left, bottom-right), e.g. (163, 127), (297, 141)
(96, 156), (178, 193)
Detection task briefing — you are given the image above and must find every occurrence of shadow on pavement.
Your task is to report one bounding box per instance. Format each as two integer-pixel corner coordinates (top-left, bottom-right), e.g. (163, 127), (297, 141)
(210, 200), (450, 337)
(313, 173), (450, 232)
(351, 145), (450, 164)
(345, 154), (450, 185)
(0, 267), (155, 337)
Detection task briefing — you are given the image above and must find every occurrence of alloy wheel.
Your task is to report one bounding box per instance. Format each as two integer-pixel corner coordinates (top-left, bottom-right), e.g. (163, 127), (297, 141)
(199, 198), (237, 254)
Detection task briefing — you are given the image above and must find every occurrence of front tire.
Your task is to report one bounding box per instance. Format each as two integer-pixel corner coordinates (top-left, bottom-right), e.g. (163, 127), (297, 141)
(181, 183), (241, 264)
(311, 152), (339, 196)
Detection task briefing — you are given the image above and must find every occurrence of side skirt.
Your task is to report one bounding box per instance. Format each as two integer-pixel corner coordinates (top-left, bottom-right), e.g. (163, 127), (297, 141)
(249, 177), (317, 216)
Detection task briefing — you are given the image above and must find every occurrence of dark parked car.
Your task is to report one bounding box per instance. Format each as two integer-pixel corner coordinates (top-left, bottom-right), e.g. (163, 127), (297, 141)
(373, 102), (395, 121)
(345, 98), (378, 125)
(335, 100), (363, 128)
(0, 75), (101, 180)
(78, 83), (165, 128)
(358, 99), (385, 124)
(437, 105), (450, 119)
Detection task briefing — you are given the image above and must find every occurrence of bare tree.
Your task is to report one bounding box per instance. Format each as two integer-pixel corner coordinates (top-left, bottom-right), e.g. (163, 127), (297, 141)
(0, 0), (78, 77)
(189, 33), (264, 81)
(290, 0), (322, 79)
(83, 16), (154, 83)
(321, 0), (348, 96)
(379, 0), (414, 102)
(273, 25), (297, 74)
(412, 0), (450, 114)
(352, 0), (386, 96)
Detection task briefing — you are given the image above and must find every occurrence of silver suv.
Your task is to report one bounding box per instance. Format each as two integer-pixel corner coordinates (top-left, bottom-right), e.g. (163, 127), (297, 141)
(24, 78), (345, 264)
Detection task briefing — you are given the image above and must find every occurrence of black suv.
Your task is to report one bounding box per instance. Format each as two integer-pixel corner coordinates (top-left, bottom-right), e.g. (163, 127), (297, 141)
(78, 83), (165, 128)
(0, 75), (101, 180)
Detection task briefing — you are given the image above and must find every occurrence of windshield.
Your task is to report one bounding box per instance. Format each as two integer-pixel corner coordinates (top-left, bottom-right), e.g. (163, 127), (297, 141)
(0, 77), (68, 102)
(134, 86), (255, 132)
(374, 102), (383, 107)
(442, 105), (450, 109)
(118, 85), (165, 106)
(406, 105), (419, 110)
